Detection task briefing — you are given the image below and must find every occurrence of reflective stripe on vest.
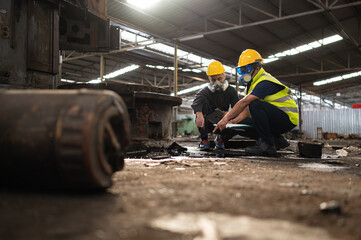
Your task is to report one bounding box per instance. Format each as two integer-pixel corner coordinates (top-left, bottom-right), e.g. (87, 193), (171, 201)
(247, 69), (299, 125)
(279, 106), (298, 113)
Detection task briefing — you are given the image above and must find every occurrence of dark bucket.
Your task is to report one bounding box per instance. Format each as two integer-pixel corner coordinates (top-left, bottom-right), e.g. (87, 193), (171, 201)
(298, 142), (323, 158)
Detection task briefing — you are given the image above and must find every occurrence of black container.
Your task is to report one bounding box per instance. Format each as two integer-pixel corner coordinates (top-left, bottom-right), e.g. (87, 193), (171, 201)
(298, 142), (323, 158)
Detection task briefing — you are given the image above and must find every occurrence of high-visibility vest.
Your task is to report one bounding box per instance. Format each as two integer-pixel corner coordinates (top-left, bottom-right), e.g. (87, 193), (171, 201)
(246, 68), (299, 125)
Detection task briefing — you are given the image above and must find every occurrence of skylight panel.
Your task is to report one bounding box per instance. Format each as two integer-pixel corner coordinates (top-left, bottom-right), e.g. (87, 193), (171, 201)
(288, 49), (299, 55)
(173, 83), (208, 96)
(103, 65), (140, 79)
(61, 79), (76, 83)
(121, 31), (136, 42)
(187, 54), (202, 63)
(177, 49), (188, 58)
(263, 58), (279, 64)
(148, 43), (175, 55)
(87, 65), (140, 83)
(322, 35), (343, 45)
(313, 71), (361, 86)
(127, 0), (161, 9)
(224, 65), (233, 74)
(342, 72), (359, 79)
(296, 44), (312, 52)
(265, 35), (342, 62)
(201, 58), (214, 67)
(308, 41), (322, 48)
(275, 52), (287, 58)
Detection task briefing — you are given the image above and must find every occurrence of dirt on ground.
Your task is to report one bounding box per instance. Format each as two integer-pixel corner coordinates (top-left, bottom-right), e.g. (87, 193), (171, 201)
(0, 138), (361, 240)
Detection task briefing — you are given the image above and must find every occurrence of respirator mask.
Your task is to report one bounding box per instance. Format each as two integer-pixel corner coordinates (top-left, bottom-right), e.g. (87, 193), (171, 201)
(237, 65), (253, 85)
(208, 77), (228, 92)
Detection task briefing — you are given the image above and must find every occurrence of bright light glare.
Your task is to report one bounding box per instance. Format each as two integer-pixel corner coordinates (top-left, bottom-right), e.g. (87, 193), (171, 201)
(313, 71), (361, 86)
(104, 65), (140, 79)
(322, 35), (342, 45)
(127, 0), (161, 9)
(88, 79), (102, 84)
(61, 79), (76, 83)
(263, 58), (279, 64)
(87, 65), (140, 83)
(172, 83), (208, 96)
(267, 34), (342, 61)
(296, 44), (312, 52)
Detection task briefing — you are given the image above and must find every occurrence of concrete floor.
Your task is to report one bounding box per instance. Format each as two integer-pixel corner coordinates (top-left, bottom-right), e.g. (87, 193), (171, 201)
(1, 138), (361, 240)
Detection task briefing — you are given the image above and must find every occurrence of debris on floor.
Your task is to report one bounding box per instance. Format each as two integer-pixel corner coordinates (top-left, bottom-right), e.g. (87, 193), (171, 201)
(150, 212), (336, 240)
(336, 149), (348, 157)
(298, 162), (349, 172)
(320, 200), (342, 214)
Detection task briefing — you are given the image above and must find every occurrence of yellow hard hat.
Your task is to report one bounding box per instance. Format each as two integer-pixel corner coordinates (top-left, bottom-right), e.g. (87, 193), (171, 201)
(206, 61), (225, 76)
(237, 49), (263, 67)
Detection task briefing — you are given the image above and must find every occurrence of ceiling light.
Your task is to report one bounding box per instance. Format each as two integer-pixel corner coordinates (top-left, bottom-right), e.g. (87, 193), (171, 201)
(308, 41), (322, 48)
(296, 44), (312, 52)
(322, 35), (343, 45)
(61, 79), (76, 83)
(103, 65), (140, 79)
(127, 0), (161, 9)
(87, 65), (140, 83)
(263, 58), (279, 64)
(172, 83), (208, 96)
(313, 71), (361, 86)
(265, 34), (342, 63)
(88, 79), (102, 84)
(178, 34), (204, 42)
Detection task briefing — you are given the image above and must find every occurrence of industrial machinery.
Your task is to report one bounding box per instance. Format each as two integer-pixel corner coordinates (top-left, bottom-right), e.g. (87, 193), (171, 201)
(0, 0), (119, 88)
(0, 0), (129, 189)
(0, 89), (130, 189)
(58, 83), (183, 143)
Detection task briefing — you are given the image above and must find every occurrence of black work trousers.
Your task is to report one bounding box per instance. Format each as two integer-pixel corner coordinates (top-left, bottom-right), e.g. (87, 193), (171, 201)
(197, 114), (233, 141)
(237, 100), (296, 145)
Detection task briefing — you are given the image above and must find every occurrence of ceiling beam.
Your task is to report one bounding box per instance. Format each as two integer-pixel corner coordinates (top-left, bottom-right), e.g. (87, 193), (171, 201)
(313, 0), (361, 52)
(276, 67), (361, 78)
(176, 1), (361, 41)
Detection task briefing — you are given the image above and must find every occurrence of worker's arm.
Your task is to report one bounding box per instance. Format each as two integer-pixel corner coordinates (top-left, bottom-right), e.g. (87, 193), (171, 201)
(213, 94), (259, 132)
(229, 108), (250, 124)
(195, 112), (205, 128)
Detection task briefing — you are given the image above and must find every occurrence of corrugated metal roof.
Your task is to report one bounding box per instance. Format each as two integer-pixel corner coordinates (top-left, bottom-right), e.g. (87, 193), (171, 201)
(61, 0), (361, 106)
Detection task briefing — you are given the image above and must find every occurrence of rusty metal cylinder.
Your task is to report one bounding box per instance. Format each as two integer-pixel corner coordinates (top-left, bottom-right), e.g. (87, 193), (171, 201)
(0, 89), (130, 189)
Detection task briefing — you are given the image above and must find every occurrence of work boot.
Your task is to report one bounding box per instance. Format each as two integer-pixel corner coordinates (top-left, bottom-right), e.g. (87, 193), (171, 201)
(274, 135), (290, 150)
(245, 138), (277, 157)
(215, 135), (225, 149)
(199, 140), (210, 151)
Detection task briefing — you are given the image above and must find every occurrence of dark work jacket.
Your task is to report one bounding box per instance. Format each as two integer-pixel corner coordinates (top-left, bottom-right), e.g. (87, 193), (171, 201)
(191, 85), (239, 115)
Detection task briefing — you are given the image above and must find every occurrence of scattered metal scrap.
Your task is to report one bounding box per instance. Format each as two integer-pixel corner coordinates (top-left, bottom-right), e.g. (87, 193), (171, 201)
(125, 141), (188, 159)
(320, 200), (342, 214)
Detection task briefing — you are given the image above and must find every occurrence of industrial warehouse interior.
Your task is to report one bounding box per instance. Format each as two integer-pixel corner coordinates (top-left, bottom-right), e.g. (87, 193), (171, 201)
(0, 0), (361, 239)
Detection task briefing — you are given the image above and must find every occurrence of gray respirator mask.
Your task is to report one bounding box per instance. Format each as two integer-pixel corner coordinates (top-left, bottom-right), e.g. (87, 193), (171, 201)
(208, 80), (229, 92)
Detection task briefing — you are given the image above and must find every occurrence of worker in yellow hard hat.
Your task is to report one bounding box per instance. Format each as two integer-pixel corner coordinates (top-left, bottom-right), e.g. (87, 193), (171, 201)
(191, 61), (239, 151)
(214, 49), (299, 156)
